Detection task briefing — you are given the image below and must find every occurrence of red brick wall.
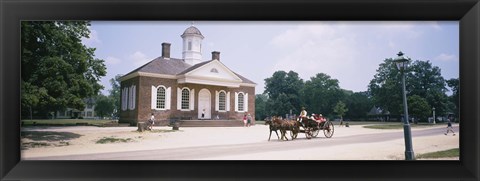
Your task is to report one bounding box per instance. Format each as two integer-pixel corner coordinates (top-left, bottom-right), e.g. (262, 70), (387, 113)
(120, 75), (255, 125)
(119, 77), (140, 125)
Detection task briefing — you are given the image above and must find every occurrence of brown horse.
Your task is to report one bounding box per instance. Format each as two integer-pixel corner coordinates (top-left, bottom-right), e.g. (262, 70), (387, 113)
(279, 119), (301, 140)
(265, 116), (282, 141)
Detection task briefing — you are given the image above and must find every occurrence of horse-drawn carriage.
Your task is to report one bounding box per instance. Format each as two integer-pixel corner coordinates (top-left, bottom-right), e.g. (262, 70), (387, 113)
(293, 116), (335, 139)
(265, 115), (334, 141)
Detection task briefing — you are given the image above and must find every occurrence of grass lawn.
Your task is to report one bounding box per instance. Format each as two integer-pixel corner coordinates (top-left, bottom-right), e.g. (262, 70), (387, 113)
(21, 119), (113, 126)
(95, 137), (133, 144)
(417, 148), (459, 159)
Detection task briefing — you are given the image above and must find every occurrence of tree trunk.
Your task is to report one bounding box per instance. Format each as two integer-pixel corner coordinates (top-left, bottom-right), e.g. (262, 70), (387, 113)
(137, 122), (150, 132)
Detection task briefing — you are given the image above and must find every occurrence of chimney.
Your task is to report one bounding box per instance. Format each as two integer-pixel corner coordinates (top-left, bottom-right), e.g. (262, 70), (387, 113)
(162, 42), (171, 58)
(212, 51), (220, 60)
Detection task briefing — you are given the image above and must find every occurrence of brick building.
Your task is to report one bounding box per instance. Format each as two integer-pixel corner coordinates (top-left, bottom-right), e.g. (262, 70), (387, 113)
(119, 25), (256, 125)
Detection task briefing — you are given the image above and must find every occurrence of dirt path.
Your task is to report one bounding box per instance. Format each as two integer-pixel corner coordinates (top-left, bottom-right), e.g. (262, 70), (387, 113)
(21, 124), (459, 160)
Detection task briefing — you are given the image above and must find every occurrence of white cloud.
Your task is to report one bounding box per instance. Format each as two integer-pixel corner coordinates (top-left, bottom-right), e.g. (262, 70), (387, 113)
(434, 53), (457, 62)
(269, 23), (370, 92)
(105, 56), (121, 65)
(81, 28), (101, 47)
(131, 51), (152, 67)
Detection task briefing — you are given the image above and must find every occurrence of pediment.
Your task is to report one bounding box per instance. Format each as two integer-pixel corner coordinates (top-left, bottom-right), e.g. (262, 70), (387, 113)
(177, 60), (243, 87)
(184, 60), (243, 82)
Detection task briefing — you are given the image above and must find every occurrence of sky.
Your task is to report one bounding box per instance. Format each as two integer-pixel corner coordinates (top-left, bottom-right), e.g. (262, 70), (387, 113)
(82, 21), (459, 96)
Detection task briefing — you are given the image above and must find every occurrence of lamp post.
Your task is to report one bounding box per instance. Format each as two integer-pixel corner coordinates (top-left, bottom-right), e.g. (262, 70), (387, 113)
(433, 107), (436, 124)
(394, 51), (415, 160)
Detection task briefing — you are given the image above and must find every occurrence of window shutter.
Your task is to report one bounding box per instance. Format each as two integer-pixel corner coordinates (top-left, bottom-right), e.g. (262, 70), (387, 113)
(124, 87), (129, 110)
(234, 92), (238, 112)
(226, 92), (230, 111)
(124, 88), (128, 111)
(132, 85), (136, 110)
(190, 89), (195, 110)
(177, 88), (181, 110)
(166, 87), (171, 110)
(129, 86), (133, 110)
(151, 86), (157, 109)
(244, 93), (248, 112)
(121, 88), (124, 111)
(215, 91), (219, 111)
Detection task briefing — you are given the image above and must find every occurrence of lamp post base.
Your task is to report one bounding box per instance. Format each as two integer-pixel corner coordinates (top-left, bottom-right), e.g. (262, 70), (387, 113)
(405, 151), (415, 160)
(403, 124), (415, 160)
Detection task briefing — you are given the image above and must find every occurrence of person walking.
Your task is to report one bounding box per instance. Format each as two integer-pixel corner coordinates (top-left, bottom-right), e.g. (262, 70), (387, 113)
(201, 109), (205, 120)
(243, 114), (247, 127)
(445, 118), (455, 136)
(247, 113), (252, 127)
(148, 113), (155, 130)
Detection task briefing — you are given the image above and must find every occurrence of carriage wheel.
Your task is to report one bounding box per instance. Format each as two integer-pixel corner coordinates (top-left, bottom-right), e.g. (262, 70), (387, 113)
(323, 121), (335, 138)
(312, 129), (320, 138)
(305, 127), (312, 139)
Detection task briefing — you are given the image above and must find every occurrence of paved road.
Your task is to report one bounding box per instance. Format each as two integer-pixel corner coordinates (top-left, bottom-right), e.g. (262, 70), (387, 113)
(30, 126), (458, 160)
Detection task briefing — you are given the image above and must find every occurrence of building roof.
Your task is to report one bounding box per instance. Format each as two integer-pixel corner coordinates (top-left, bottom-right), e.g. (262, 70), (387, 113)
(181, 26), (204, 38)
(123, 57), (191, 76)
(121, 57), (255, 85)
(177, 60), (213, 75)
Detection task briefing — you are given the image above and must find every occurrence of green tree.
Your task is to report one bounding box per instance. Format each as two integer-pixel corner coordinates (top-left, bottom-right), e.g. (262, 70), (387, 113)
(264, 71), (304, 116)
(368, 58), (449, 117)
(446, 78), (459, 117)
(94, 95), (114, 118)
(21, 21), (106, 118)
(333, 101), (348, 121)
(345, 91), (373, 120)
(255, 94), (268, 120)
(407, 60), (449, 116)
(368, 58), (403, 115)
(109, 74), (122, 118)
(406, 95), (431, 122)
(303, 73), (344, 117)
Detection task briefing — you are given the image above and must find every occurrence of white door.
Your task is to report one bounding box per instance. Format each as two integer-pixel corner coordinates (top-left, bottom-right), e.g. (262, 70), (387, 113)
(198, 89), (211, 119)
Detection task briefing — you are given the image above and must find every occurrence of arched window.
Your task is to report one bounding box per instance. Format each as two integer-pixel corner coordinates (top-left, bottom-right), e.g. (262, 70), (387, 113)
(219, 92), (226, 111)
(156, 87), (166, 109)
(181, 89), (190, 110)
(238, 93), (244, 111)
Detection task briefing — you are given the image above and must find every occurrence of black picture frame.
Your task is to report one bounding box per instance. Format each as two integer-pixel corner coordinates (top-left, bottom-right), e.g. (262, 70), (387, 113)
(1, 0), (479, 180)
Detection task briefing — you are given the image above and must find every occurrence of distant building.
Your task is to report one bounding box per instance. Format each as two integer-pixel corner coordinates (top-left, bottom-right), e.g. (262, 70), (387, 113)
(119, 25), (256, 125)
(367, 106), (390, 121)
(56, 98), (96, 119)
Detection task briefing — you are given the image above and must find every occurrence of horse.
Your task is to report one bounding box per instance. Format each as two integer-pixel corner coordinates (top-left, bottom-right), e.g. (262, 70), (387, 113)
(279, 119), (301, 140)
(265, 116), (282, 141)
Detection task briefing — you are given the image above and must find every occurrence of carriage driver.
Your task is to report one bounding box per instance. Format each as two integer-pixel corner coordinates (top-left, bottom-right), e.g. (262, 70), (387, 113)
(298, 107), (308, 121)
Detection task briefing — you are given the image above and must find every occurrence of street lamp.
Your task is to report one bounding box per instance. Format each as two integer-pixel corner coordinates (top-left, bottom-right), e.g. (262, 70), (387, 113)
(394, 51), (415, 160)
(433, 107), (436, 124)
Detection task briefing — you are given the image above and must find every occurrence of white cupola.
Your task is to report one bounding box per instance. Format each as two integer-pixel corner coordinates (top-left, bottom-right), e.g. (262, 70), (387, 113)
(181, 24), (204, 65)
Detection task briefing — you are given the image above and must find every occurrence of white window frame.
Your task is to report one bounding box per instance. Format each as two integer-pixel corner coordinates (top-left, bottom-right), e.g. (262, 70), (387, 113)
(177, 87), (195, 111)
(235, 92), (248, 113)
(152, 85), (171, 110)
(216, 90), (228, 112)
